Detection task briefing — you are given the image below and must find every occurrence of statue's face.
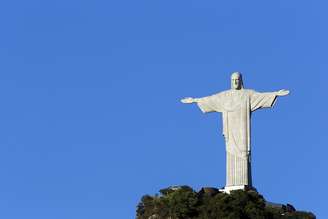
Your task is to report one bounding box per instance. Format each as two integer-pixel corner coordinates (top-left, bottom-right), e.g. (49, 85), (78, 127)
(231, 74), (242, 90)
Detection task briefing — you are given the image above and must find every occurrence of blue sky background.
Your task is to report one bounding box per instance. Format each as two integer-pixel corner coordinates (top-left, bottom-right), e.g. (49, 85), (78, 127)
(0, 0), (327, 218)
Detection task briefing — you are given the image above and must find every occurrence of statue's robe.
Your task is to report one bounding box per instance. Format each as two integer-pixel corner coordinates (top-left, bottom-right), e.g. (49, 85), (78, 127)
(197, 89), (277, 187)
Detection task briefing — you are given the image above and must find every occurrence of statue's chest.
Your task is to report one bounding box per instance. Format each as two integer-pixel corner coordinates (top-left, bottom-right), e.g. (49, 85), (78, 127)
(223, 92), (248, 112)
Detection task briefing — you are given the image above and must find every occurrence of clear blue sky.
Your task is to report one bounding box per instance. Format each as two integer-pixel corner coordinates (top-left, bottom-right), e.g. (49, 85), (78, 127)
(0, 0), (327, 218)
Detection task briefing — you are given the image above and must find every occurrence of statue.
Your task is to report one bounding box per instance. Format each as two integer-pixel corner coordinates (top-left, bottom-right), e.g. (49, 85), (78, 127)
(181, 72), (289, 193)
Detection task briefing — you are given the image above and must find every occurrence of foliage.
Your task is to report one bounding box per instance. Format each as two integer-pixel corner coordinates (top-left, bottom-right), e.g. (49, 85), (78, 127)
(136, 186), (316, 219)
(137, 186), (198, 219)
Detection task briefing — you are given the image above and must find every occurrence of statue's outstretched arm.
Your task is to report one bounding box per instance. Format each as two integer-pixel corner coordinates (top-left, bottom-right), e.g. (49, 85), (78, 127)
(181, 94), (221, 113)
(181, 97), (200, 104)
(275, 89), (290, 96)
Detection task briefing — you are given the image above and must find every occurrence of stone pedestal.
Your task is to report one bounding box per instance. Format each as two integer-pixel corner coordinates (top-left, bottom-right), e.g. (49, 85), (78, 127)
(219, 185), (254, 194)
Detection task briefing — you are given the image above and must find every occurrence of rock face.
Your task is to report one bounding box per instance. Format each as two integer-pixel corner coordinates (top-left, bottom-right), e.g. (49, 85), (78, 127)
(136, 186), (316, 219)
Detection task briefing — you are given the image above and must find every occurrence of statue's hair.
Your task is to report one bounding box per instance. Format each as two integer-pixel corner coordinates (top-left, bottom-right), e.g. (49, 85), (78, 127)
(231, 72), (244, 89)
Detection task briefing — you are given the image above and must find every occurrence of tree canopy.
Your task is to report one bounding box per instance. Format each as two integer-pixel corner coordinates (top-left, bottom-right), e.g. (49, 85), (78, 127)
(136, 186), (315, 219)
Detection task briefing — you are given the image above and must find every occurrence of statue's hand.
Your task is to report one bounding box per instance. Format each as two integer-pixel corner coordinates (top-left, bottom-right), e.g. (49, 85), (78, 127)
(181, 97), (195, 104)
(276, 89), (290, 96)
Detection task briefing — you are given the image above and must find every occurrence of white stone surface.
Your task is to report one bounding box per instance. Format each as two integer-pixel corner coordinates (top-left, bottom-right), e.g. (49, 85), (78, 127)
(181, 72), (289, 191)
(219, 185), (248, 194)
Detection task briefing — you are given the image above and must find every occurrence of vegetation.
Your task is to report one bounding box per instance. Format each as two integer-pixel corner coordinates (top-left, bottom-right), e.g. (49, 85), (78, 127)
(136, 186), (315, 219)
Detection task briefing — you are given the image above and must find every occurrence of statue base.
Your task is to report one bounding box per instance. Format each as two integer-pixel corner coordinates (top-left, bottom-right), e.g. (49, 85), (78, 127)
(219, 185), (254, 194)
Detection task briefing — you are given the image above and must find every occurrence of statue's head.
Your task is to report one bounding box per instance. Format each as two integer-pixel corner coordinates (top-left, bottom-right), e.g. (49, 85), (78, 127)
(231, 72), (243, 90)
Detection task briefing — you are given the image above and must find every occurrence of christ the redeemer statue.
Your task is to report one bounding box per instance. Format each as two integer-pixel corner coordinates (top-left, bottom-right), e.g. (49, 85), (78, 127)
(181, 72), (289, 193)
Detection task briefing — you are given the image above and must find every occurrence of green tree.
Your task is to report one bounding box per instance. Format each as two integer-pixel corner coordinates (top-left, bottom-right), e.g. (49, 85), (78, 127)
(136, 186), (316, 219)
